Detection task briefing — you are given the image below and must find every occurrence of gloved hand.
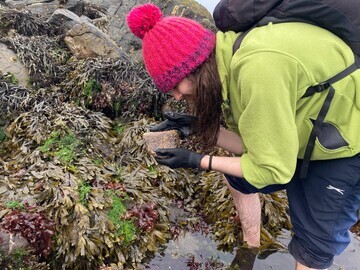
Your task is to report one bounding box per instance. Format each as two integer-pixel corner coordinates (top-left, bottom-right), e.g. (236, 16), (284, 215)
(155, 148), (205, 169)
(149, 112), (196, 139)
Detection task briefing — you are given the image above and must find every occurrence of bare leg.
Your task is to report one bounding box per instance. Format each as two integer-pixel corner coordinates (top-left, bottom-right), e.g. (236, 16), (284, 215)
(295, 261), (327, 270)
(224, 176), (261, 247)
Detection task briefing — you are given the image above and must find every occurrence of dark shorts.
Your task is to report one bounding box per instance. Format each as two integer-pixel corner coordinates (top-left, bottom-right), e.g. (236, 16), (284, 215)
(225, 155), (360, 269)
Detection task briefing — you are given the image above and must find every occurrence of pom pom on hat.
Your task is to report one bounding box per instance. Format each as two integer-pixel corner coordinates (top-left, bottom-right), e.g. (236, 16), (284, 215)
(126, 3), (162, 39)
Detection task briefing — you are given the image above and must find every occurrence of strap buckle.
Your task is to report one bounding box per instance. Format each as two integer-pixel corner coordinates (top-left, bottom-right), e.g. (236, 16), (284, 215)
(313, 82), (330, 93)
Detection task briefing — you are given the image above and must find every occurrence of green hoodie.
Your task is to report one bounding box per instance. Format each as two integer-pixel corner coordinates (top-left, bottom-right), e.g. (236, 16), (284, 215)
(216, 22), (360, 188)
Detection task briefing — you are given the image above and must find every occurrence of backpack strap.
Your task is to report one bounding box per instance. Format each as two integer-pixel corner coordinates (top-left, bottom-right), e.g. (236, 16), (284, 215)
(301, 61), (359, 98)
(232, 28), (253, 55)
(232, 27), (360, 178)
(299, 57), (360, 178)
(232, 18), (307, 54)
(299, 85), (335, 179)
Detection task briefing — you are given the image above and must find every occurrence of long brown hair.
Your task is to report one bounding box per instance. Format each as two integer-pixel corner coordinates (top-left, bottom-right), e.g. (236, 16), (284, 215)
(189, 49), (223, 149)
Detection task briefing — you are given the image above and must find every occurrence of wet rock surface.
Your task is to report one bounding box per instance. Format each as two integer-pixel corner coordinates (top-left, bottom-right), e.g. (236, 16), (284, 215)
(0, 43), (29, 87)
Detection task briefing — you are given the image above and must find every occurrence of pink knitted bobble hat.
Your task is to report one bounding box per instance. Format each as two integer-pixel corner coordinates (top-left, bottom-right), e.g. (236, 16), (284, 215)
(126, 3), (216, 93)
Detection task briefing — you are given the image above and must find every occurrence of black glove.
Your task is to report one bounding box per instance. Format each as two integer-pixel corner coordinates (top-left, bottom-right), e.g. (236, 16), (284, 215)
(155, 148), (205, 169)
(149, 112), (196, 139)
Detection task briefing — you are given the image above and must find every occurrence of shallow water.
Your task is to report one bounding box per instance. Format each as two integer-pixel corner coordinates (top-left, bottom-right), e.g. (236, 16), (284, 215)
(143, 229), (360, 270)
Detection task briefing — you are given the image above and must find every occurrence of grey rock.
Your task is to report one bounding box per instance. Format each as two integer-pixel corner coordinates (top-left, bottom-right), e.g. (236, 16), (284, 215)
(7, 0), (84, 19)
(82, 0), (119, 10)
(0, 230), (29, 254)
(5, 0), (52, 7)
(0, 43), (29, 87)
(47, 8), (89, 33)
(63, 0), (84, 16)
(64, 22), (122, 59)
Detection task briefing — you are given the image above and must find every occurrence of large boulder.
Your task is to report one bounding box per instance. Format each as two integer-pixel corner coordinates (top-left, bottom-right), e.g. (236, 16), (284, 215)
(64, 22), (123, 59)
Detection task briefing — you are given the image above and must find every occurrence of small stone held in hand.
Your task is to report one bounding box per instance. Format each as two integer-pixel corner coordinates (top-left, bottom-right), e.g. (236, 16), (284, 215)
(143, 130), (180, 156)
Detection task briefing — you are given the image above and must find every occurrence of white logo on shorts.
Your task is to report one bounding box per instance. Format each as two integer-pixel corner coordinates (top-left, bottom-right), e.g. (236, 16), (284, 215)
(327, 185), (345, 195)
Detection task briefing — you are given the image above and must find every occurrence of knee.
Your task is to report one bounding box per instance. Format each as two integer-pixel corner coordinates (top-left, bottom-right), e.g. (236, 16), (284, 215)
(289, 236), (334, 269)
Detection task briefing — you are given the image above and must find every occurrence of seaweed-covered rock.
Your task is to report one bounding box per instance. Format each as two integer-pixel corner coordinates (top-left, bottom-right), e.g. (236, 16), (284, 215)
(61, 57), (166, 120)
(2, 33), (70, 88)
(0, 8), (60, 36)
(2, 0), (215, 54)
(0, 76), (65, 127)
(0, 100), (200, 269)
(0, 2), (302, 269)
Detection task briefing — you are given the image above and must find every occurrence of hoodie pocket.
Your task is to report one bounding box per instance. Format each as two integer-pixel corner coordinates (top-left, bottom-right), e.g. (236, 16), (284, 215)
(310, 119), (349, 150)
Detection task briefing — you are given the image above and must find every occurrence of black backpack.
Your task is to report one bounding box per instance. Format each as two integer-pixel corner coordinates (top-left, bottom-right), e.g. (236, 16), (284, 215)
(213, 0), (360, 178)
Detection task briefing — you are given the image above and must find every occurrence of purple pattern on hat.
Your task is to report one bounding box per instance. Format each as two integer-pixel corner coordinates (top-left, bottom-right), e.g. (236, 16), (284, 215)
(154, 31), (216, 93)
